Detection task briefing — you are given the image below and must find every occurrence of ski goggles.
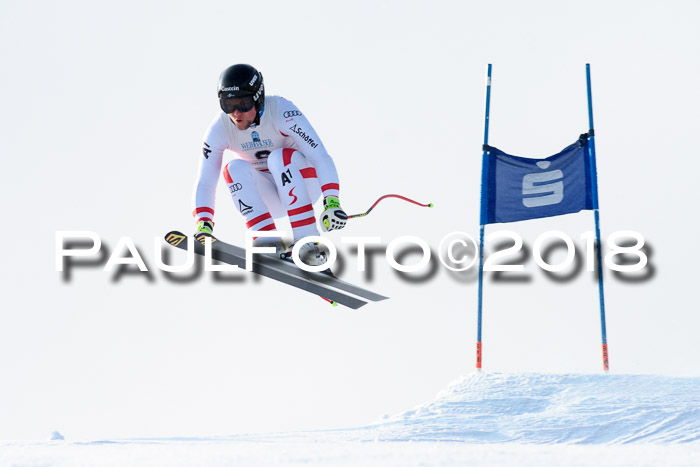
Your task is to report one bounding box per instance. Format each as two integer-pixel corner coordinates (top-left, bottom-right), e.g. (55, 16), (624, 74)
(219, 94), (256, 114)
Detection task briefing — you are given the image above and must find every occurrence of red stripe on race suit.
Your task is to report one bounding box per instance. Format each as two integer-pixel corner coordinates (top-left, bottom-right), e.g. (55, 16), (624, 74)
(288, 204), (313, 217)
(283, 148), (295, 166)
(197, 217), (213, 223)
(193, 207), (215, 217)
(223, 163), (234, 184)
(256, 223), (277, 232)
(291, 216), (316, 228)
(245, 212), (272, 229)
(300, 167), (317, 179)
(251, 222), (277, 240)
(321, 183), (340, 192)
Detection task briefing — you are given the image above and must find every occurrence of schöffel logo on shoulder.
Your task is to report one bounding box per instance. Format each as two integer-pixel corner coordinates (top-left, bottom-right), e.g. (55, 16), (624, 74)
(289, 124), (319, 149)
(241, 130), (273, 151)
(222, 86), (239, 92)
(283, 110), (302, 119)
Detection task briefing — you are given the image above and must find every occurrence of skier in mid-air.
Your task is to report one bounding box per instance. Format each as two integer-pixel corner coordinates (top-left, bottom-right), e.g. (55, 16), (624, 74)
(191, 64), (347, 266)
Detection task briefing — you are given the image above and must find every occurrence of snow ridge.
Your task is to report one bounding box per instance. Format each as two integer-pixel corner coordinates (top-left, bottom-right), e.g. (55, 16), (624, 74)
(361, 373), (700, 444)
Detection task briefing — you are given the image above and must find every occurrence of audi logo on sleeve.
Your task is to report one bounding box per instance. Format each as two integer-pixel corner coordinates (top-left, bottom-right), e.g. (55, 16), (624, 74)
(283, 110), (302, 118)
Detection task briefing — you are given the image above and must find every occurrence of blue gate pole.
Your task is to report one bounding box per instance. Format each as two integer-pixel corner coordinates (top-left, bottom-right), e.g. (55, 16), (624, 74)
(476, 64), (492, 370)
(586, 63), (609, 372)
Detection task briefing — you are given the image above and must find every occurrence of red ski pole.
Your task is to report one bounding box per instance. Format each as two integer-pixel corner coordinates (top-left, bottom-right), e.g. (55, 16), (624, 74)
(347, 194), (433, 219)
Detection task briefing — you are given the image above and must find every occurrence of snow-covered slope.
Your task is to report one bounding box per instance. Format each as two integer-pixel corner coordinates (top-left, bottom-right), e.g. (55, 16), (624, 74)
(1, 373), (698, 466)
(354, 373), (699, 444)
(182, 372), (699, 446)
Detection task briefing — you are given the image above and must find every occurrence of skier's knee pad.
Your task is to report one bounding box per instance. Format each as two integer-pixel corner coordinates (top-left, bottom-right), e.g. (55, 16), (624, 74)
(223, 159), (256, 184)
(267, 148), (302, 175)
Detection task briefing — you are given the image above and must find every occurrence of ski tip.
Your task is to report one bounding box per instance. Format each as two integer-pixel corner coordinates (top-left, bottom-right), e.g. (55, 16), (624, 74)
(428, 203), (434, 208)
(164, 231), (187, 247)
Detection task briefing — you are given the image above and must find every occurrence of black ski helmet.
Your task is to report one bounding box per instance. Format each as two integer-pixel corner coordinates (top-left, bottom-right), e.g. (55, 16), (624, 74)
(217, 64), (265, 122)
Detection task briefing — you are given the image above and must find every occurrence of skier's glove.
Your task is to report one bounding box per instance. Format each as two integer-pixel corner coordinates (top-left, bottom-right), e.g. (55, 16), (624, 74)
(320, 196), (348, 232)
(195, 220), (214, 239)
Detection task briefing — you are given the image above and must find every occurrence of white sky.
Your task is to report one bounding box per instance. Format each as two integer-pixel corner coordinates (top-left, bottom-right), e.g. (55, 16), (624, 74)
(1, 0), (699, 440)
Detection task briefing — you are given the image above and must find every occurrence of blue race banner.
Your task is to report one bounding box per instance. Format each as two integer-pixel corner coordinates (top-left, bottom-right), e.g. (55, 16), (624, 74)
(481, 136), (596, 224)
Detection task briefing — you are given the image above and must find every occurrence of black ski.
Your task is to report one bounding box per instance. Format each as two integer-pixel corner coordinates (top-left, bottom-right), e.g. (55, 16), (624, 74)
(164, 231), (388, 309)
